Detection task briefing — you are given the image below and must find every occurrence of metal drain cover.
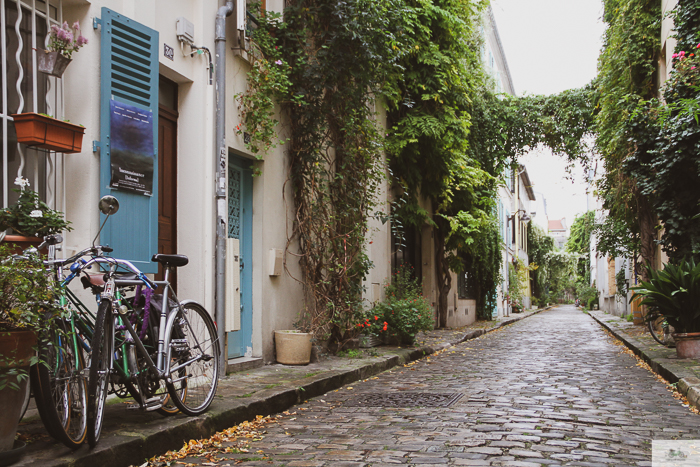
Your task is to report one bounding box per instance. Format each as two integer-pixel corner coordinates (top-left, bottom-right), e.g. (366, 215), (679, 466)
(345, 392), (464, 408)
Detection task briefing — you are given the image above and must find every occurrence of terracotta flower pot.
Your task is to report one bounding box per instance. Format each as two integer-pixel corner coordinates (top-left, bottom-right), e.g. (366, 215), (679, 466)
(274, 330), (312, 365)
(11, 112), (84, 153)
(0, 331), (37, 453)
(671, 332), (700, 359)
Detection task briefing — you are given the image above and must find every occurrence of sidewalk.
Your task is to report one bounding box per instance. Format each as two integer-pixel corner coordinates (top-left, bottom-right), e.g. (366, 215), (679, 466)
(13, 309), (545, 467)
(587, 309), (700, 411)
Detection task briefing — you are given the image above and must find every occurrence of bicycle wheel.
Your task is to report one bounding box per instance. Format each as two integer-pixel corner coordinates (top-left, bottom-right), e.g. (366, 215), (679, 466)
(31, 319), (88, 449)
(648, 316), (667, 346)
(87, 299), (113, 447)
(166, 302), (219, 416)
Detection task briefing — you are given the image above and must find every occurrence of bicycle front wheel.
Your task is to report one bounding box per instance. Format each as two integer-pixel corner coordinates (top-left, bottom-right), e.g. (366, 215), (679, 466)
(87, 299), (113, 447)
(31, 318), (88, 449)
(166, 302), (219, 416)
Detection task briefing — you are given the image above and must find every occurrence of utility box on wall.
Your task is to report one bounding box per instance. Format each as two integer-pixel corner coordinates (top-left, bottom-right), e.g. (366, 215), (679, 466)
(269, 248), (283, 276)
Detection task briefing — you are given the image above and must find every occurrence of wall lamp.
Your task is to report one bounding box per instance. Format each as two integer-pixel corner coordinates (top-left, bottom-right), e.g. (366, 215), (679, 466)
(508, 209), (531, 223)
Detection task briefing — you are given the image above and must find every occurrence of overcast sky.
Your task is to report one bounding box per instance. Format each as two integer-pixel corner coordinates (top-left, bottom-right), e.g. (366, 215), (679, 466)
(490, 0), (606, 228)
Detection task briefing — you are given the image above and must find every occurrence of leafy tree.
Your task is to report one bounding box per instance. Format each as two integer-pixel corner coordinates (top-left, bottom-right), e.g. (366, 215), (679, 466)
(527, 223), (555, 300)
(566, 211), (595, 285)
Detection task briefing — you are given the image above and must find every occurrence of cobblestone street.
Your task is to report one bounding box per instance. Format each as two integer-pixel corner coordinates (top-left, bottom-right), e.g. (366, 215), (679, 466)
(169, 306), (700, 466)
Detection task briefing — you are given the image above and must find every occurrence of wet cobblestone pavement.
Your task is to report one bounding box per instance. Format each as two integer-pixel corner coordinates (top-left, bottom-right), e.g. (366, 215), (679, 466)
(164, 306), (700, 466)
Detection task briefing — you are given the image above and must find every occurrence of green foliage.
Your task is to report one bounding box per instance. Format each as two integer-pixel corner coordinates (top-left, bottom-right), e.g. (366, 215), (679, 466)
(576, 283), (599, 310)
(372, 267), (433, 341)
(630, 258), (700, 333)
(615, 266), (629, 300)
(542, 250), (579, 301)
(236, 8), (294, 156)
(566, 210), (595, 284)
(241, 0), (411, 344)
(593, 0), (660, 265)
(0, 189), (72, 237)
(527, 223), (555, 300)
(594, 0), (700, 264)
(0, 243), (61, 390)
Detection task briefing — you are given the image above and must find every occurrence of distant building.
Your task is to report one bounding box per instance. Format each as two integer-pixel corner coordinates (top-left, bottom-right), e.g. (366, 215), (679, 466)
(548, 219), (568, 250)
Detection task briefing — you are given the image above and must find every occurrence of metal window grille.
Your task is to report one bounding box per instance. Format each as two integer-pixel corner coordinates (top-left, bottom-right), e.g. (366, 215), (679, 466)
(1, 0), (64, 212)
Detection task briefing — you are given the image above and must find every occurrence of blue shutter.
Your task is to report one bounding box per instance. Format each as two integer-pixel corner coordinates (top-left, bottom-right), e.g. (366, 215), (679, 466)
(97, 8), (159, 273)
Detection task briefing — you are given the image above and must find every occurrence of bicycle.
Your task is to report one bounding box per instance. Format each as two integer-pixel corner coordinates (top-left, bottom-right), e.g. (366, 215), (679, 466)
(85, 252), (220, 447)
(28, 234), (109, 449)
(648, 315), (675, 348)
(28, 196), (181, 449)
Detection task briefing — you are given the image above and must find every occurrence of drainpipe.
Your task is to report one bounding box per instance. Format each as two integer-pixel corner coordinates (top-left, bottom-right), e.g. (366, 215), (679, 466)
(215, 0), (234, 376)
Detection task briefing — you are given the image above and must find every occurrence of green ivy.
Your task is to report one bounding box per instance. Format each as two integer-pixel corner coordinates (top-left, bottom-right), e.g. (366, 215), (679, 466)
(566, 210), (595, 285)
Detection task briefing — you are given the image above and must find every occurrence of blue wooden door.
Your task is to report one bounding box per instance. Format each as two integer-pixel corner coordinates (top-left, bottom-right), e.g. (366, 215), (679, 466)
(226, 155), (253, 358)
(96, 8), (159, 272)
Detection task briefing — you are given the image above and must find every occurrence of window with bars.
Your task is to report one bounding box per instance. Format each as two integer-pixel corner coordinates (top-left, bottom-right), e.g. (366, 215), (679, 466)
(1, 0), (63, 213)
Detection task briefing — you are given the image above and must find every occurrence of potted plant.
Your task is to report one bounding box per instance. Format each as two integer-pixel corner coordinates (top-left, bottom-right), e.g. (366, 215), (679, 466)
(0, 243), (59, 456)
(356, 312), (388, 348)
(274, 330), (313, 365)
(630, 259), (700, 358)
(37, 21), (87, 78)
(11, 112), (85, 153)
(372, 267), (433, 346)
(0, 183), (72, 252)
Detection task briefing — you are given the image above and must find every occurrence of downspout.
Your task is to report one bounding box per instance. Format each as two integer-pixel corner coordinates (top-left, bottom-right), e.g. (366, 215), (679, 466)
(215, 0), (234, 376)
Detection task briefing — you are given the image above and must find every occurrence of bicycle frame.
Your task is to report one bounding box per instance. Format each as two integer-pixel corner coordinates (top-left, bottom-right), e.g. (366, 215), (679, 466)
(87, 256), (196, 402)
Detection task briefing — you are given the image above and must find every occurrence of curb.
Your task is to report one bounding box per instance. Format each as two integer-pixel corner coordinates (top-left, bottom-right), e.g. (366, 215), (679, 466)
(19, 309), (546, 467)
(586, 309), (700, 411)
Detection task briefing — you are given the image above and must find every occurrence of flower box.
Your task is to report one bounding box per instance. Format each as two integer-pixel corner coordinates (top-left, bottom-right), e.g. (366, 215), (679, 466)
(37, 50), (72, 77)
(359, 335), (381, 348)
(1, 235), (45, 255)
(11, 113), (84, 153)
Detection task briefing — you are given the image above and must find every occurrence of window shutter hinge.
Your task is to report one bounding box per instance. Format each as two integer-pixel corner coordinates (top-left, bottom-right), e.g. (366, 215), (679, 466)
(93, 17), (102, 30)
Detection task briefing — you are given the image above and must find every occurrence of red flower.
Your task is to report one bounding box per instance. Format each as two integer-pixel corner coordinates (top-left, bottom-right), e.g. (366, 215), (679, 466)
(383, 322), (388, 331)
(374, 316), (379, 320)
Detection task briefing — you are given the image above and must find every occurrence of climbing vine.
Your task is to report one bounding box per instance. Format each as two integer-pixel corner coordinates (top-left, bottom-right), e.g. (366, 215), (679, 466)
(593, 0), (661, 269)
(566, 210), (596, 286)
(238, 0), (408, 346)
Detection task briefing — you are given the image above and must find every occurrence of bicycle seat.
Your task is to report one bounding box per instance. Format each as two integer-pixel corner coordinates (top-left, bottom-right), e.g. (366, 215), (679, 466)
(151, 254), (189, 268)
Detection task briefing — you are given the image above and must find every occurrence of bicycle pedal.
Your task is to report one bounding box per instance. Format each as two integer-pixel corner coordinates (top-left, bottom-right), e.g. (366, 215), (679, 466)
(127, 397), (163, 411)
(170, 338), (189, 352)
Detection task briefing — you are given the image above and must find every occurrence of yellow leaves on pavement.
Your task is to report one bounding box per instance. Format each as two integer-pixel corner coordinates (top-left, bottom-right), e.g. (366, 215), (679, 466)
(141, 415), (277, 466)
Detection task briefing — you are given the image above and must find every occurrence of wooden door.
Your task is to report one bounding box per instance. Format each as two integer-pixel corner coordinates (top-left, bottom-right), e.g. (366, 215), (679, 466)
(157, 78), (178, 288)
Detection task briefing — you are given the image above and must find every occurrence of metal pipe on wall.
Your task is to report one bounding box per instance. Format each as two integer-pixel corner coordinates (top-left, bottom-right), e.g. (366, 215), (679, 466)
(214, 0), (234, 377)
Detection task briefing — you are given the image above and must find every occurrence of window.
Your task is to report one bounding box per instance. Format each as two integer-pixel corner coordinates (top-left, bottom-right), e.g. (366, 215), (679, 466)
(391, 222), (422, 282)
(246, 0), (265, 33)
(457, 264), (476, 300)
(1, 0), (62, 212)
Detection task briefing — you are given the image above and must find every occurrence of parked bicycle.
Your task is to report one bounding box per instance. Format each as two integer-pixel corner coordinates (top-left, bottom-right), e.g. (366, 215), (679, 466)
(84, 196), (220, 447)
(648, 315), (675, 348)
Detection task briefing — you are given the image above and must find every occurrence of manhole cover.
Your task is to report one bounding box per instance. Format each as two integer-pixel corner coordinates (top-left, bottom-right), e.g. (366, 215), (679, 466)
(345, 392), (464, 408)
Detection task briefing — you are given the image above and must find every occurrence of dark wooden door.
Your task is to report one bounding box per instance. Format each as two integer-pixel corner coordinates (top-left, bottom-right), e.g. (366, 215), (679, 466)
(156, 78), (178, 288)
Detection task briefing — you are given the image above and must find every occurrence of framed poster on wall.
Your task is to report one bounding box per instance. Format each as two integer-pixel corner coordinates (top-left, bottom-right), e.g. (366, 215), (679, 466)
(109, 100), (155, 196)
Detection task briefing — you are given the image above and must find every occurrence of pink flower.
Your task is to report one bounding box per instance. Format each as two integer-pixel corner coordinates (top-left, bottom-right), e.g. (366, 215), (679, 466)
(275, 60), (283, 65)
(696, 43), (700, 48)
(692, 66), (696, 70)
(76, 35), (88, 47)
(72, 21), (80, 31)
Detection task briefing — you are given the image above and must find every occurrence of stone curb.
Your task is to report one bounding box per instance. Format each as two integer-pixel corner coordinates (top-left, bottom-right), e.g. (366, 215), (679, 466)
(18, 309), (547, 467)
(586, 309), (700, 411)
